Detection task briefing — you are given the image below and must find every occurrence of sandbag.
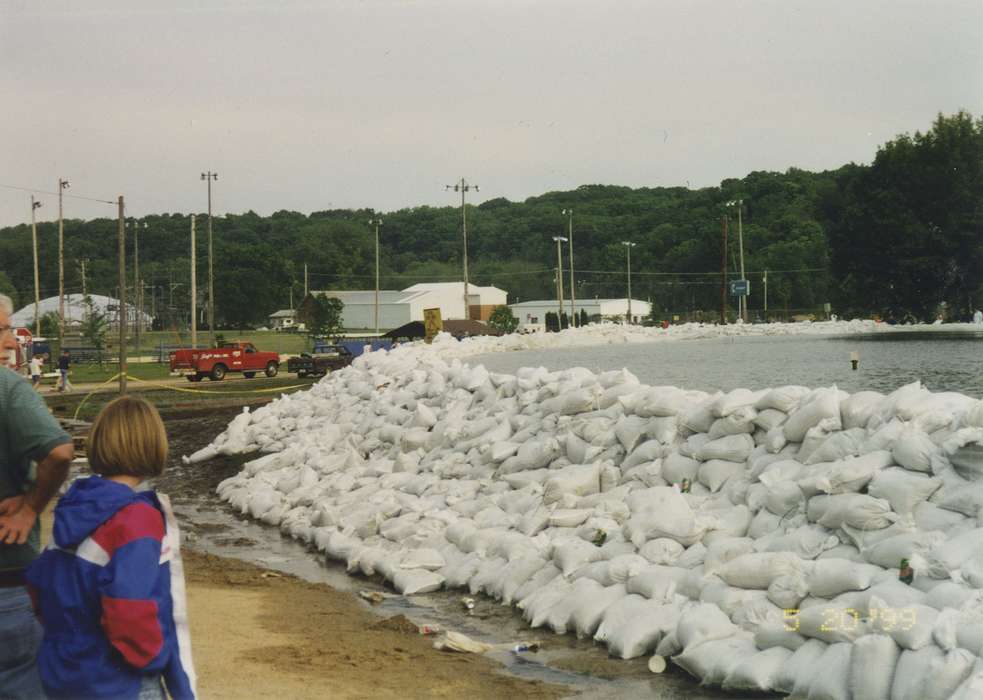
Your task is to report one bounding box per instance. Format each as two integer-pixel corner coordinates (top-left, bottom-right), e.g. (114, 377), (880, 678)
(849, 633), (900, 700)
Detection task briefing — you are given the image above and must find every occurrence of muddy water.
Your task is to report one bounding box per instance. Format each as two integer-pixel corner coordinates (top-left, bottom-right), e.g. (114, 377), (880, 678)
(160, 408), (772, 699)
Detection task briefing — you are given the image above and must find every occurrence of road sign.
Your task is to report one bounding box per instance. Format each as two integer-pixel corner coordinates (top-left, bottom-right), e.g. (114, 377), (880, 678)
(730, 279), (750, 297)
(423, 308), (443, 344)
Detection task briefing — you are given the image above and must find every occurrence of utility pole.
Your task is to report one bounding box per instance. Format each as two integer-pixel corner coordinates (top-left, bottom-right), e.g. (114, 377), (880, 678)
(368, 218), (383, 334)
(117, 196), (127, 394)
(446, 178), (478, 320)
(30, 197), (41, 332)
(201, 171), (218, 345)
(303, 263), (308, 298)
(763, 270), (769, 316)
(132, 220), (145, 354)
(562, 208), (575, 326)
(720, 216), (728, 324)
(79, 260), (87, 298)
(622, 241), (636, 324)
(552, 236), (567, 328)
(57, 178), (70, 345)
(190, 215), (197, 349)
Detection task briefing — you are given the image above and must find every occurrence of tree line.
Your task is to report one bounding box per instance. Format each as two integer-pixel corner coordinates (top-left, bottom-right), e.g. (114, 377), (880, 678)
(1, 111), (979, 328)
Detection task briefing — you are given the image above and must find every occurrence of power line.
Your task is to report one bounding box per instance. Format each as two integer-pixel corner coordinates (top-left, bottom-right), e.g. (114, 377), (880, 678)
(0, 183), (116, 206)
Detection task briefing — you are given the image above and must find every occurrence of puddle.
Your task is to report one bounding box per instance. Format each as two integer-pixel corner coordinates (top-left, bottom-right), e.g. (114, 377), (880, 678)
(173, 496), (774, 699)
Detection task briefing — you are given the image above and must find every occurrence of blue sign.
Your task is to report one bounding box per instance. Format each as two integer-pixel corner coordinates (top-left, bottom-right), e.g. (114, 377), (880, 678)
(730, 279), (750, 296)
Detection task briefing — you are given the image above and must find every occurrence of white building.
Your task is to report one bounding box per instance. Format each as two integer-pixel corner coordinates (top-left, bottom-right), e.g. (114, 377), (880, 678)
(316, 282), (507, 331)
(11, 294), (153, 331)
(510, 298), (652, 332)
(268, 309), (301, 331)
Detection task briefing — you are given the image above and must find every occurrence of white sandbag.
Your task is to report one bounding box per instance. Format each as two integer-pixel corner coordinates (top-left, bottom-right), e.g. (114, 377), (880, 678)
(621, 439), (664, 469)
(661, 452), (700, 485)
(924, 527), (983, 578)
(773, 638), (828, 695)
(697, 459), (745, 493)
(595, 595), (682, 659)
(922, 648), (977, 700)
(805, 428), (867, 465)
(570, 582), (627, 638)
(756, 385), (811, 413)
(704, 537), (755, 575)
(696, 434), (755, 463)
(913, 502), (969, 532)
(784, 388), (842, 443)
(675, 602), (739, 649)
(714, 388), (762, 417)
(806, 642), (852, 700)
(625, 565), (688, 602)
(868, 468), (943, 517)
(655, 630), (681, 657)
(808, 559), (882, 597)
(849, 633), (900, 700)
(754, 408), (789, 432)
(645, 416), (678, 445)
(553, 539), (604, 577)
(869, 596), (938, 650)
(672, 634), (757, 685)
(392, 569), (444, 595)
(754, 622), (808, 651)
(864, 531), (945, 570)
(808, 450), (894, 495)
(879, 381), (931, 423)
(893, 430), (943, 473)
(722, 645), (792, 692)
(623, 487), (706, 547)
(638, 538), (684, 565)
(675, 542), (707, 569)
(399, 548), (445, 571)
(680, 395), (721, 433)
(634, 386), (692, 417)
(615, 415), (650, 453)
(756, 524), (839, 560)
(765, 480), (806, 516)
(768, 572), (810, 609)
(945, 428), (983, 481)
(716, 552), (801, 590)
(841, 390), (886, 429)
(708, 406), (757, 439)
(890, 646), (944, 700)
(808, 493), (895, 530)
(543, 463), (602, 505)
(797, 603), (868, 643)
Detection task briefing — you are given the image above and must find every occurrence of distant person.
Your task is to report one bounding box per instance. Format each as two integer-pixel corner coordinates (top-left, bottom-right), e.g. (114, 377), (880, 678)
(0, 293), (74, 700)
(29, 354), (43, 390)
(57, 350), (71, 393)
(27, 396), (197, 700)
(974, 309), (983, 325)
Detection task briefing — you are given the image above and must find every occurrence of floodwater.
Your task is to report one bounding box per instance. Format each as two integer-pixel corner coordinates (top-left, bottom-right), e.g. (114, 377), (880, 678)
(471, 333), (983, 398)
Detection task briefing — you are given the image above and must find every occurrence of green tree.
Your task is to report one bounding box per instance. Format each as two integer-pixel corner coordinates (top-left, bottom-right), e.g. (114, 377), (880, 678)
(487, 305), (518, 334)
(0, 272), (17, 308)
(79, 296), (109, 365)
(545, 311), (559, 332)
(306, 296), (344, 342)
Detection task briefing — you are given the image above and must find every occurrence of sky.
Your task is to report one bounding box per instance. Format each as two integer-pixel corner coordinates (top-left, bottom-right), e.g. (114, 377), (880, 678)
(2, 0), (982, 227)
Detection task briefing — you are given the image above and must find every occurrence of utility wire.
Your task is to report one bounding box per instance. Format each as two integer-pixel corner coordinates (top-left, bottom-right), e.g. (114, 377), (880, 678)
(0, 183), (116, 206)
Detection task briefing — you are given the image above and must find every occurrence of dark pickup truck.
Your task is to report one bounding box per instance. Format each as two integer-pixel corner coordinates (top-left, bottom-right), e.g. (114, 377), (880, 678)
(287, 345), (354, 377)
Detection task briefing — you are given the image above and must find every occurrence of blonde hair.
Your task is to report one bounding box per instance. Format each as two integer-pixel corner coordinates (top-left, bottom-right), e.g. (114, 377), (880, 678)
(88, 396), (168, 478)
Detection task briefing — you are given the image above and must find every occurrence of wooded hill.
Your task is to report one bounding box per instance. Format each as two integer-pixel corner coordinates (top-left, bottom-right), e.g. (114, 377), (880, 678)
(1, 111), (979, 328)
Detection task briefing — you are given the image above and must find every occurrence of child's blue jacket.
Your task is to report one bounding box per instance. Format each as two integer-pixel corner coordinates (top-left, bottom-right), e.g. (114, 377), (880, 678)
(26, 476), (196, 699)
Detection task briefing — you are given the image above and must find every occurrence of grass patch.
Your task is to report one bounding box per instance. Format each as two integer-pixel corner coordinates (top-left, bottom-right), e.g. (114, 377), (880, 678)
(46, 375), (316, 421)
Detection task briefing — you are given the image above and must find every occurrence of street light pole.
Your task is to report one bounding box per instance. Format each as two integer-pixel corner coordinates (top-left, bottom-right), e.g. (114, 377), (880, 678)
(201, 171), (218, 345)
(726, 199), (747, 322)
(368, 218), (383, 335)
(190, 215), (197, 349)
(446, 179), (478, 320)
(622, 241), (636, 324)
(562, 209), (575, 326)
(57, 178), (69, 345)
(553, 236), (568, 328)
(30, 197), (41, 332)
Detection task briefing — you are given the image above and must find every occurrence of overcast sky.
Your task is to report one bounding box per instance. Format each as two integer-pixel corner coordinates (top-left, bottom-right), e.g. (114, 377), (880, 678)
(2, 0), (981, 227)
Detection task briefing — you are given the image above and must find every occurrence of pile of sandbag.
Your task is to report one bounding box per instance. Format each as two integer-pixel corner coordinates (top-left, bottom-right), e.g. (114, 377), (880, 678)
(194, 342), (983, 698)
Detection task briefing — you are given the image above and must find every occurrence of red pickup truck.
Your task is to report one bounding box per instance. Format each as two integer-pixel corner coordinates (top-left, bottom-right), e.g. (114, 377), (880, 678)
(169, 342), (280, 382)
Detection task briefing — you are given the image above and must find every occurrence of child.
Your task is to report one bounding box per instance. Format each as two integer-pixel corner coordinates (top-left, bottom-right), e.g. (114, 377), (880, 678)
(29, 353), (43, 389)
(26, 396), (196, 699)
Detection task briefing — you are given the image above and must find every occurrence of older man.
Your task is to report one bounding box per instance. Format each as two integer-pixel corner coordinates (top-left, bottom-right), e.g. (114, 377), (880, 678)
(0, 295), (73, 699)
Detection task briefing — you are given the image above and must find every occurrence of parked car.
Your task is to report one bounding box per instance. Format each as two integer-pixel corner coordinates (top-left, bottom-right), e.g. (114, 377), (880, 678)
(287, 344), (354, 377)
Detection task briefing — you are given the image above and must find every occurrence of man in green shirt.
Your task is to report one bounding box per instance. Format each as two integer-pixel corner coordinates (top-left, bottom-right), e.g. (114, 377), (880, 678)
(0, 295), (74, 699)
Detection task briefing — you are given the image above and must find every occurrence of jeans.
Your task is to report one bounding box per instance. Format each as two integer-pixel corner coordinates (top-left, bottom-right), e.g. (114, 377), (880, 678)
(137, 676), (165, 700)
(0, 586), (44, 700)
